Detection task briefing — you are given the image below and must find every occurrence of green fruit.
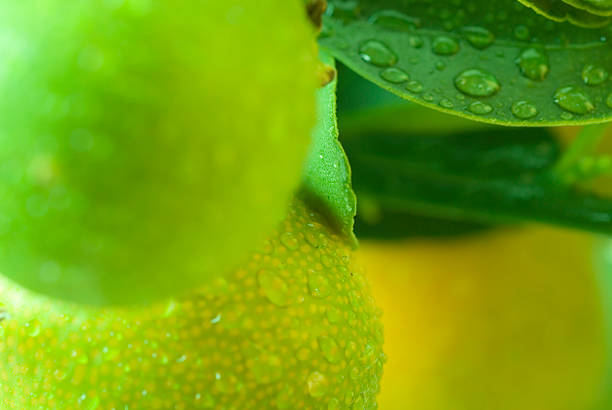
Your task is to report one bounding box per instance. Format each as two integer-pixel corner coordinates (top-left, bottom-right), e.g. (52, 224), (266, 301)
(0, 199), (384, 409)
(0, 0), (317, 305)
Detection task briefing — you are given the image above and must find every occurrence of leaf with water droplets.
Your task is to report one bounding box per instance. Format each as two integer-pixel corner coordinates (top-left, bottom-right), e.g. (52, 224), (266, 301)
(343, 127), (612, 236)
(300, 51), (358, 247)
(320, 0), (612, 125)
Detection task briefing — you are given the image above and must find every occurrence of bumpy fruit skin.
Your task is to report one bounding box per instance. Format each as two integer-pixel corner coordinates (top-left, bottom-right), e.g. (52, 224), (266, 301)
(359, 227), (607, 410)
(0, 199), (384, 409)
(0, 0), (317, 305)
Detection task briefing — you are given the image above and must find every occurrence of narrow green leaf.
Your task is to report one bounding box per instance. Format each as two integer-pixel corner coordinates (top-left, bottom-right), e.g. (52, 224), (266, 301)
(320, 0), (612, 126)
(300, 51), (358, 246)
(344, 129), (612, 235)
(517, 0), (612, 26)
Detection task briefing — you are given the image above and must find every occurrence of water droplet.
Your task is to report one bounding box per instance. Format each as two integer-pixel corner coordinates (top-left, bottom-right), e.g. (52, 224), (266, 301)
(280, 232), (299, 250)
(454, 69), (500, 97)
(307, 371), (329, 398)
(435, 61), (447, 71)
(350, 366), (361, 380)
(582, 65), (608, 85)
(327, 306), (342, 323)
(432, 36), (459, 55)
(214, 372), (243, 394)
(606, 93), (612, 108)
(408, 35), (424, 48)
(304, 224), (327, 249)
(359, 40), (398, 67)
(468, 101), (493, 115)
(318, 336), (343, 364)
(516, 48), (549, 81)
(25, 319), (41, 337)
(439, 98), (455, 108)
(276, 385), (294, 409)
(380, 67), (409, 83)
(460, 26), (495, 49)
(406, 80), (423, 93)
(250, 353), (283, 383)
(561, 112), (574, 120)
(368, 10), (421, 31)
(554, 86), (595, 114)
(308, 270), (331, 298)
(328, 398), (341, 410)
(513, 25), (530, 40)
(258, 269), (291, 306)
(511, 101), (538, 119)
(423, 92), (434, 102)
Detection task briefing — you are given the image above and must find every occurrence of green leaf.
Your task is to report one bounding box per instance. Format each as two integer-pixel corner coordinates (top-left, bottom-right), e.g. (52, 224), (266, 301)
(300, 51), (358, 246)
(319, 0), (612, 126)
(517, 0), (612, 26)
(344, 127), (612, 235)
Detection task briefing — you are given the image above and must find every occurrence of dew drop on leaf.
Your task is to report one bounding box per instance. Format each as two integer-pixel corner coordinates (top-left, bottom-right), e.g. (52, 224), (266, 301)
(432, 36), (460, 56)
(406, 80), (424, 93)
(513, 25), (530, 40)
(515, 48), (549, 81)
(359, 40), (398, 67)
(554, 86), (595, 114)
(582, 64), (609, 85)
(454, 69), (501, 97)
(606, 92), (612, 108)
(439, 98), (455, 108)
(368, 9), (421, 31)
(511, 100), (539, 119)
(380, 67), (409, 83)
(468, 101), (493, 115)
(460, 26), (495, 49)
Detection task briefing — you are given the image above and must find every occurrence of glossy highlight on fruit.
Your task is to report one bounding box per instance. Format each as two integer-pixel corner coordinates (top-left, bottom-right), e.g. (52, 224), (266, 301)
(0, 0), (318, 306)
(0, 199), (384, 409)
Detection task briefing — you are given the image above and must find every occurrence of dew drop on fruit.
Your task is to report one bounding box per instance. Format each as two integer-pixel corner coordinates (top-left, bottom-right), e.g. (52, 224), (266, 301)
(318, 335), (342, 364)
(250, 352), (283, 383)
(349, 366), (361, 380)
(214, 372), (242, 394)
(582, 64), (609, 85)
(257, 269), (291, 307)
(432, 36), (459, 55)
(279, 232), (299, 250)
(515, 48), (549, 81)
(326, 306), (342, 323)
(308, 270), (331, 298)
(380, 67), (409, 83)
(554, 86), (595, 114)
(24, 319), (41, 337)
(307, 371), (329, 398)
(328, 397), (341, 410)
(468, 101), (493, 115)
(511, 101), (538, 119)
(460, 26), (495, 49)
(406, 80), (424, 93)
(359, 40), (398, 67)
(275, 385), (294, 409)
(455, 69), (500, 97)
(368, 10), (421, 31)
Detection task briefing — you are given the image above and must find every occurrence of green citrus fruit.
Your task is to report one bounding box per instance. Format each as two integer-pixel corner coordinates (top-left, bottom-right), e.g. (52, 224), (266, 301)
(0, 198), (384, 409)
(359, 227), (607, 410)
(0, 0), (317, 305)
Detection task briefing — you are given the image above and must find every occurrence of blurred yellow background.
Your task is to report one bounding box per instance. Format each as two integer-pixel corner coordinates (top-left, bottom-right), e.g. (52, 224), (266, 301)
(358, 227), (610, 410)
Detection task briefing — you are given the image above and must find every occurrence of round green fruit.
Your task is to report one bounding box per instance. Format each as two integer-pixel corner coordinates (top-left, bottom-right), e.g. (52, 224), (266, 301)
(0, 199), (384, 409)
(0, 0), (317, 305)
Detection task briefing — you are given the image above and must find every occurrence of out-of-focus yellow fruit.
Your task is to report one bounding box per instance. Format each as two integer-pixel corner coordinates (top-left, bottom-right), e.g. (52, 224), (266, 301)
(0, 199), (384, 409)
(358, 227), (607, 410)
(0, 0), (317, 306)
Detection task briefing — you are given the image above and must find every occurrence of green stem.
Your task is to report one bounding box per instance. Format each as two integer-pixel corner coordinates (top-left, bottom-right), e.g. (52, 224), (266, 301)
(553, 123), (610, 177)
